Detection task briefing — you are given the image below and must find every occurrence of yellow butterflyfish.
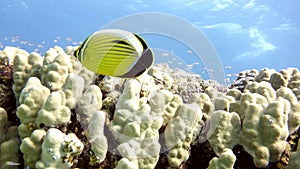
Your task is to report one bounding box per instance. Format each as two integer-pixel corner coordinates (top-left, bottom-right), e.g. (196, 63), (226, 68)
(74, 29), (154, 78)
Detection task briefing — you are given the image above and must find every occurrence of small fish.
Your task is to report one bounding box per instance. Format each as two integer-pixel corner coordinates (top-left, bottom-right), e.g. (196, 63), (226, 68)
(66, 37), (72, 42)
(72, 41), (79, 45)
(36, 44), (44, 48)
(5, 161), (21, 166)
(161, 52), (169, 56)
(74, 29), (154, 78)
(186, 50), (193, 54)
(20, 40), (29, 44)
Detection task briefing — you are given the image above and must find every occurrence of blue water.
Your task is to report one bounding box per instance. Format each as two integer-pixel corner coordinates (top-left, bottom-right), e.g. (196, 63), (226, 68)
(1, 0), (299, 83)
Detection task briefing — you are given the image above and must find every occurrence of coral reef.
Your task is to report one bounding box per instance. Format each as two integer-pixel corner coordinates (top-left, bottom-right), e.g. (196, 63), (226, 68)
(206, 110), (241, 156)
(0, 46), (299, 169)
(20, 129), (46, 168)
(40, 46), (73, 91)
(207, 148), (236, 169)
(165, 103), (202, 167)
(0, 55), (15, 113)
(35, 128), (84, 169)
(16, 77), (50, 138)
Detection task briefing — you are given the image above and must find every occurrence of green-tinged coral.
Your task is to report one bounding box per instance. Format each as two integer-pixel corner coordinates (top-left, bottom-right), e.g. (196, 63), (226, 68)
(16, 77), (50, 138)
(20, 129), (46, 168)
(117, 139), (161, 169)
(4, 45), (300, 168)
(87, 110), (107, 164)
(162, 93), (183, 125)
(191, 92), (214, 115)
(287, 72), (300, 89)
(76, 85), (103, 129)
(165, 103), (202, 167)
(0, 46), (29, 64)
(61, 73), (85, 109)
(40, 46), (73, 90)
(17, 77), (50, 124)
(244, 81), (259, 93)
(239, 98), (289, 168)
(292, 88), (300, 101)
(0, 126), (21, 169)
(73, 61), (95, 89)
(214, 96), (235, 111)
(35, 128), (83, 169)
(0, 108), (8, 143)
(13, 51), (42, 100)
(276, 87), (300, 133)
(115, 158), (138, 169)
(149, 90), (183, 125)
(255, 68), (276, 82)
(226, 88), (241, 101)
(148, 67), (174, 90)
(255, 81), (276, 102)
(111, 79), (162, 169)
(229, 92), (269, 120)
(270, 72), (288, 90)
(206, 110), (241, 156)
(206, 148), (236, 169)
(35, 91), (71, 127)
(205, 86), (219, 100)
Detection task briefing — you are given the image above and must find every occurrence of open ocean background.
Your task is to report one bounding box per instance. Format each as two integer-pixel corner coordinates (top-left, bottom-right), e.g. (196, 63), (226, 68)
(1, 0), (299, 83)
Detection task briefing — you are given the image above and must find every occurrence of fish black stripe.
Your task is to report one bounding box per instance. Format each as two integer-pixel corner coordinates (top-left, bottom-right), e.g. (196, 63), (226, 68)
(76, 35), (91, 62)
(134, 34), (148, 50)
(119, 48), (153, 78)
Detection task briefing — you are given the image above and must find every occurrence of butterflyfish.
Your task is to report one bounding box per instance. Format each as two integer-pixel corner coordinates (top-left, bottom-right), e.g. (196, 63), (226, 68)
(74, 29), (154, 78)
